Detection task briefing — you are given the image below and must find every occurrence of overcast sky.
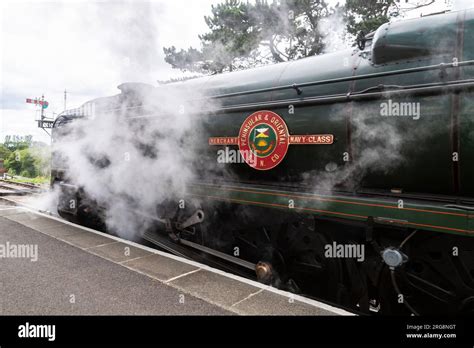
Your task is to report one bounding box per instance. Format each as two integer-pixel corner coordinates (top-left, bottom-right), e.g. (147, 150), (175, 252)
(1, 0), (221, 143)
(0, 0), (468, 143)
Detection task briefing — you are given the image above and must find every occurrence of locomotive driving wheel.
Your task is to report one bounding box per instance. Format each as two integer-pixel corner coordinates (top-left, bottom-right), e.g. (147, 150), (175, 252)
(277, 218), (346, 301)
(379, 232), (474, 315)
(235, 215), (360, 308)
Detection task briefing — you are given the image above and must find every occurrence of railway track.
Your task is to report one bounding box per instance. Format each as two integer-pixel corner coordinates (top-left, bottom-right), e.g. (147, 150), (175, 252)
(0, 179), (42, 189)
(0, 179), (45, 196)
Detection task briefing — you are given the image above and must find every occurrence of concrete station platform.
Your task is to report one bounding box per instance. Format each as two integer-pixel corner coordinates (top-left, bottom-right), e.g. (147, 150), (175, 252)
(0, 201), (353, 316)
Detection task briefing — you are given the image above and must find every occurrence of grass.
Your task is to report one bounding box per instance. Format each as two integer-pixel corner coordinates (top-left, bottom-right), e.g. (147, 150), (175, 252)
(7, 176), (50, 185)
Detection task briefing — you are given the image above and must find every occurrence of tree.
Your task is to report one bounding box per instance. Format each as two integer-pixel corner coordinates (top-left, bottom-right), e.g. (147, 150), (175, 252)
(0, 144), (11, 161)
(5, 151), (23, 175)
(164, 0), (260, 74)
(2, 136), (50, 178)
(18, 149), (37, 178)
(164, 0), (446, 75)
(163, 0), (334, 74)
(4, 148), (42, 177)
(254, 0), (336, 62)
(344, 0), (438, 37)
(30, 145), (51, 177)
(4, 135), (32, 151)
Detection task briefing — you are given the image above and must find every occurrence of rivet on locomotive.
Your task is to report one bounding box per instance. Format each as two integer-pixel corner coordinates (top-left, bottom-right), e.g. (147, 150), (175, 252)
(51, 9), (474, 315)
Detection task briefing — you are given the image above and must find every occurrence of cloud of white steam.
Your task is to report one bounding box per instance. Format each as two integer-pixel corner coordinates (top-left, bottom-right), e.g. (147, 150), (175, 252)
(303, 94), (452, 196)
(13, 0), (224, 238)
(318, 9), (348, 54)
(32, 185), (62, 215)
(453, 0), (474, 10)
(302, 107), (406, 194)
(52, 85), (215, 239)
(28, 0), (463, 235)
(1, 0), (220, 143)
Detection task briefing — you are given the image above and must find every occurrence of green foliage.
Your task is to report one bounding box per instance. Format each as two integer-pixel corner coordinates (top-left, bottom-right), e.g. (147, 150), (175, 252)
(163, 0), (333, 74)
(344, 0), (438, 37)
(4, 135), (32, 151)
(0, 144), (11, 161)
(163, 0), (441, 75)
(199, 0), (261, 72)
(163, 46), (207, 73)
(9, 176), (50, 185)
(344, 0), (400, 37)
(2, 136), (50, 178)
(5, 151), (23, 175)
(31, 145), (51, 177)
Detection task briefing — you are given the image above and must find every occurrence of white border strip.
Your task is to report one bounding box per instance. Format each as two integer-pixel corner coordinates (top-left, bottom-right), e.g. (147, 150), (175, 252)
(0, 200), (355, 316)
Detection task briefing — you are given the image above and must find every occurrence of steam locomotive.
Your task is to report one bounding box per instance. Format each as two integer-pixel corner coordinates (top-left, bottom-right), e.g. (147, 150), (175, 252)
(52, 9), (474, 315)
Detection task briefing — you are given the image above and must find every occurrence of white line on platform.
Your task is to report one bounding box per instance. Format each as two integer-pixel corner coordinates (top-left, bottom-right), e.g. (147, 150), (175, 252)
(84, 241), (120, 250)
(118, 255), (151, 264)
(0, 200), (355, 316)
(165, 268), (202, 284)
(230, 289), (264, 308)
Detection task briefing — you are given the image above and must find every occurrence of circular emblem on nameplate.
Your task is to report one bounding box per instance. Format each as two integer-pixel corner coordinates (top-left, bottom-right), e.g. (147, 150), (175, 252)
(238, 110), (289, 170)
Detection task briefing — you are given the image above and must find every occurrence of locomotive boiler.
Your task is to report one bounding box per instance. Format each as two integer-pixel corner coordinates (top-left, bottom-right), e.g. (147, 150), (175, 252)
(52, 9), (474, 315)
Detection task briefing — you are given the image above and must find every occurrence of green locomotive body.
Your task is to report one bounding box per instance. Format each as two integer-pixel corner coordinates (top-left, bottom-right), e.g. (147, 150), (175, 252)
(52, 9), (474, 315)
